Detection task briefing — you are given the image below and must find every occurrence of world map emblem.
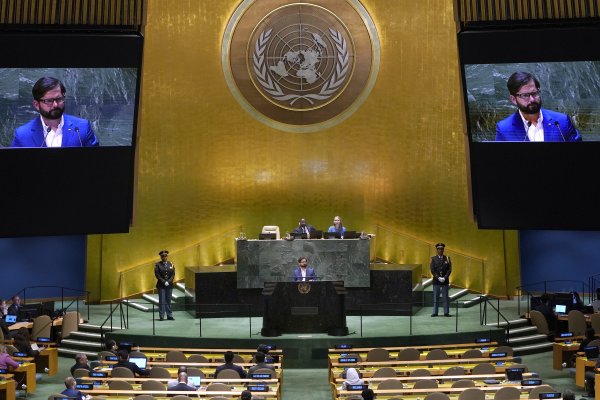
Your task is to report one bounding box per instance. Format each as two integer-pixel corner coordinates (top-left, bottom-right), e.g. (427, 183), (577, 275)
(223, 0), (380, 132)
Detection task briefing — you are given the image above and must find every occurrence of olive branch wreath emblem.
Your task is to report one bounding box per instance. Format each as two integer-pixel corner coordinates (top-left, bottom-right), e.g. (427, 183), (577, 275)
(252, 27), (349, 106)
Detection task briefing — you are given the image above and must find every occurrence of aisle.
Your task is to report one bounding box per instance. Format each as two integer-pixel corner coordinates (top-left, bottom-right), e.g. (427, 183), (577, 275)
(282, 368), (331, 400)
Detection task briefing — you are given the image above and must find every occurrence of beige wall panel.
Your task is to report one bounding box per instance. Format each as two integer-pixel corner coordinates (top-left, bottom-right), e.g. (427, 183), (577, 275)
(89, 0), (520, 301)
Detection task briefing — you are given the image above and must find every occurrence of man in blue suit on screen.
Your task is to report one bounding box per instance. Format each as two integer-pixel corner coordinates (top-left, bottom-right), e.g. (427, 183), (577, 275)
(495, 71), (581, 142)
(11, 76), (99, 147)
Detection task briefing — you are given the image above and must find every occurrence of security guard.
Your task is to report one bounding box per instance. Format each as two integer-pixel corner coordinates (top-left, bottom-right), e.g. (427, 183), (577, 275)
(430, 243), (452, 317)
(154, 250), (175, 321)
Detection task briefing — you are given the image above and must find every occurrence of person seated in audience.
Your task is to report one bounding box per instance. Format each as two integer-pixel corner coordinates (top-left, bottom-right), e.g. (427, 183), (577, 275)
(339, 367), (364, 390)
(532, 293), (556, 331)
(13, 327), (42, 357)
(105, 339), (119, 355)
(562, 389), (575, 400)
(580, 328), (596, 352)
(0, 299), (7, 318)
(7, 295), (21, 317)
(61, 376), (87, 400)
(215, 350), (247, 378)
(0, 344), (19, 370)
(167, 366), (188, 389)
(585, 357), (600, 396)
(70, 353), (91, 376)
(248, 351), (275, 374)
(361, 388), (375, 400)
(170, 371), (197, 392)
(241, 390), (252, 400)
(115, 349), (150, 376)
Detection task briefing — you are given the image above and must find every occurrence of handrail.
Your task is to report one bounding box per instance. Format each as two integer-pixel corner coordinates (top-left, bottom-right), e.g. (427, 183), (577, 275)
(117, 225), (242, 300)
(516, 279), (587, 315)
(480, 297), (511, 342)
(11, 285), (90, 321)
(99, 301), (128, 346)
(373, 224), (487, 293)
(588, 273), (600, 304)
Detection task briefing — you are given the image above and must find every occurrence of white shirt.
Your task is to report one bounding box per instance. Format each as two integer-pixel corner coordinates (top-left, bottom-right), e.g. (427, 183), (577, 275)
(40, 115), (65, 147)
(519, 110), (544, 142)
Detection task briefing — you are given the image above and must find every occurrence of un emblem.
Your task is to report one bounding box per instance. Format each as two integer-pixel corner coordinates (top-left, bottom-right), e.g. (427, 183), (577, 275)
(297, 282), (311, 294)
(223, 0), (380, 132)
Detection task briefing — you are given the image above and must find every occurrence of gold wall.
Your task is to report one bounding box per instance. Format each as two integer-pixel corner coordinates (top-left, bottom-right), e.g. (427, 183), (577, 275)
(87, 0), (520, 302)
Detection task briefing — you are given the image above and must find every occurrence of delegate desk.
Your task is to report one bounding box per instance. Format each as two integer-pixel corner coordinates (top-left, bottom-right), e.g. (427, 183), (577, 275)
(0, 379), (16, 400)
(83, 389), (279, 399)
(236, 238), (370, 288)
(328, 342), (499, 354)
(553, 342), (580, 370)
(261, 281), (348, 336)
(337, 385), (548, 399)
(575, 356), (596, 387)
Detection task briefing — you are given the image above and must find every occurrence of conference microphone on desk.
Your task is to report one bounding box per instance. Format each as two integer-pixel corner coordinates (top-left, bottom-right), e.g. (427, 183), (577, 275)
(74, 126), (83, 146)
(40, 126), (51, 147)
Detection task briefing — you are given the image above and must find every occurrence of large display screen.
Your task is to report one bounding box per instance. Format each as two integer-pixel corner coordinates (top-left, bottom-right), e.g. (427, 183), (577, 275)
(0, 32), (143, 237)
(459, 25), (600, 229)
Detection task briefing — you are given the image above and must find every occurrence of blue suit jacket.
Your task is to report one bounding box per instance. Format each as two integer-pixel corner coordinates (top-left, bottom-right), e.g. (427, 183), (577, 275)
(293, 266), (317, 281)
(12, 114), (99, 147)
(495, 108), (581, 142)
(61, 388), (84, 400)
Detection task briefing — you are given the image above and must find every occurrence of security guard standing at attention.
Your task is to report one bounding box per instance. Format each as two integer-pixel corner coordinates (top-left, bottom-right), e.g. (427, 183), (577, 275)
(430, 243), (452, 317)
(155, 250), (175, 321)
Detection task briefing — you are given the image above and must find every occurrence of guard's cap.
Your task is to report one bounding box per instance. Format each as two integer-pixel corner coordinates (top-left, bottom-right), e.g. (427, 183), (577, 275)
(435, 243), (445, 249)
(159, 250), (169, 256)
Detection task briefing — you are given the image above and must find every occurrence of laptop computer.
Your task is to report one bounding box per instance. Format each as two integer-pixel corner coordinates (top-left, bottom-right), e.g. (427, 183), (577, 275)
(259, 233), (276, 240)
(188, 375), (201, 388)
(343, 231), (358, 239)
(325, 232), (341, 239)
(4, 314), (17, 325)
(292, 232), (307, 239)
(555, 304), (567, 315)
(129, 357), (147, 369)
(311, 230), (323, 239)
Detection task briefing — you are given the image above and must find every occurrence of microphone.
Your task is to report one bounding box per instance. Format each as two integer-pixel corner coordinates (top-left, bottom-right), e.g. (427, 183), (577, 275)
(41, 126), (51, 147)
(75, 127), (83, 147)
(525, 121), (532, 141)
(554, 121), (566, 142)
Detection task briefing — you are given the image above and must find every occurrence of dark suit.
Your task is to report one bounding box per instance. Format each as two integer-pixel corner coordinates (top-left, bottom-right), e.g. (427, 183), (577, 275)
(115, 360), (150, 376)
(12, 114), (99, 147)
(61, 387), (85, 400)
(6, 304), (19, 317)
(170, 382), (197, 391)
(293, 267), (317, 282)
(430, 255), (452, 315)
(215, 362), (246, 378)
(293, 224), (315, 235)
(154, 260), (175, 319)
(495, 108), (581, 142)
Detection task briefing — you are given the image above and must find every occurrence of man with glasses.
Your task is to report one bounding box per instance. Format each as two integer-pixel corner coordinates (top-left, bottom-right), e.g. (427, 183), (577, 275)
(11, 76), (99, 147)
(495, 71), (581, 142)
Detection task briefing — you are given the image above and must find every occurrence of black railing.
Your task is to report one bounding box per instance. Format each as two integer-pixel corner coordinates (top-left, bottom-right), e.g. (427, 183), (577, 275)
(480, 297), (511, 343)
(12, 285), (90, 321)
(516, 279), (587, 315)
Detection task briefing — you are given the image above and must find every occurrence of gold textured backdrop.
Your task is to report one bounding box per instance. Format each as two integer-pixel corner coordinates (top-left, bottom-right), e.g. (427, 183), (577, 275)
(86, 0), (520, 302)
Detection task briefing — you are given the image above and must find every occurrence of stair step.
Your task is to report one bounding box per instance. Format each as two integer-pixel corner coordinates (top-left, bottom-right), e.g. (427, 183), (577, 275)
(507, 333), (548, 344)
(176, 282), (194, 298)
(69, 331), (102, 340)
(122, 299), (150, 311)
(513, 341), (553, 356)
(142, 294), (159, 304)
(449, 288), (470, 300)
(58, 348), (99, 358)
(508, 326), (538, 336)
(61, 339), (104, 350)
(486, 318), (528, 328)
(462, 295), (488, 308)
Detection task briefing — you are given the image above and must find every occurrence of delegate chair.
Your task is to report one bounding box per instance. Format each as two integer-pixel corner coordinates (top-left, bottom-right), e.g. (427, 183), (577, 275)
(187, 354), (209, 363)
(461, 349), (483, 359)
(471, 363), (496, 375)
(61, 311), (80, 339)
(425, 393), (450, 400)
(261, 226), (280, 240)
(413, 379), (438, 389)
(216, 369), (242, 379)
(135, 396), (156, 400)
(142, 380), (166, 391)
(409, 369), (431, 378)
(451, 379), (475, 388)
(129, 351), (146, 358)
(372, 367), (397, 378)
(166, 350), (187, 362)
(397, 348), (421, 361)
(109, 381), (134, 390)
(459, 388), (485, 400)
(367, 348), (390, 362)
(172, 397), (192, 400)
(187, 368), (206, 378)
(444, 366), (466, 376)
(591, 314), (600, 334)
(378, 379), (405, 390)
(568, 310), (587, 337)
(73, 368), (91, 378)
(528, 385), (555, 399)
(31, 315), (52, 340)
(529, 310), (551, 335)
(588, 339), (600, 348)
(206, 383), (231, 391)
(426, 349), (448, 360)
(252, 367), (275, 378)
(149, 367), (172, 379)
(111, 367), (135, 378)
(494, 386), (521, 400)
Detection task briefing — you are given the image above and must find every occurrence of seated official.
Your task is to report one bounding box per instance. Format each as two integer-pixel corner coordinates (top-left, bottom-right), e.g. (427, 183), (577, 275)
(362, 388), (375, 400)
(171, 371), (197, 391)
(532, 293), (556, 332)
(13, 327), (42, 357)
(585, 358), (600, 396)
(115, 349), (150, 376)
(339, 367), (364, 390)
(0, 344), (20, 370)
(61, 376), (88, 400)
(327, 215), (347, 236)
(293, 257), (317, 282)
(241, 390), (253, 400)
(70, 353), (91, 376)
(7, 295), (21, 318)
(168, 366), (188, 389)
(104, 339), (119, 355)
(293, 218), (316, 237)
(215, 351), (247, 378)
(248, 351), (275, 374)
